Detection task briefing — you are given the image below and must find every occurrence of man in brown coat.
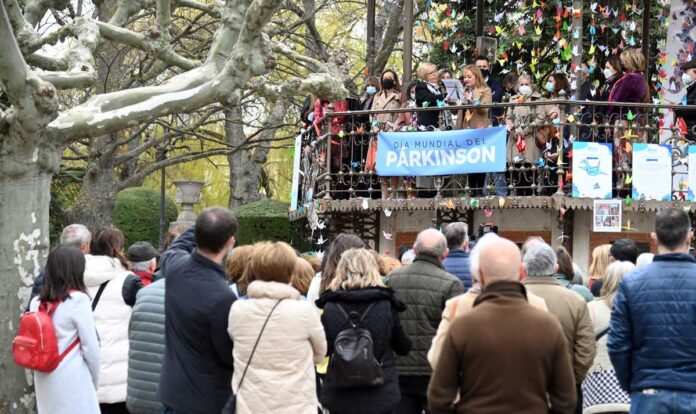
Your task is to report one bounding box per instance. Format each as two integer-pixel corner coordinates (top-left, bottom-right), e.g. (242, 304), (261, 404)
(428, 237), (576, 414)
(522, 243), (595, 414)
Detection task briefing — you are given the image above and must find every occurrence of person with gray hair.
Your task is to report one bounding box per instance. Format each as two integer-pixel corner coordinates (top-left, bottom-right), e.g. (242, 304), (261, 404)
(127, 241), (157, 287)
(523, 243), (595, 414)
(27, 223), (92, 310)
(386, 228), (463, 413)
(442, 222), (472, 289)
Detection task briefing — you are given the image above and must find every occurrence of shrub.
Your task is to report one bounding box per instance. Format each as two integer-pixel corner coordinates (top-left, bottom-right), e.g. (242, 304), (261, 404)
(233, 199), (311, 251)
(112, 187), (178, 248)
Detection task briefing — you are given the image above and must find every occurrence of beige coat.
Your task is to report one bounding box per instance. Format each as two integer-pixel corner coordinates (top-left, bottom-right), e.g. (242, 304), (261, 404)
(455, 86), (492, 129)
(505, 92), (546, 163)
(228, 281), (327, 414)
(427, 289), (547, 369)
(372, 90), (401, 130)
(523, 276), (596, 383)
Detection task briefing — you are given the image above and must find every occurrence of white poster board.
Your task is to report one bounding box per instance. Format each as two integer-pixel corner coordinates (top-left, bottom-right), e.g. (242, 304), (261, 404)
(572, 142), (613, 199)
(689, 146), (696, 201)
(593, 199), (622, 233)
(632, 143), (672, 201)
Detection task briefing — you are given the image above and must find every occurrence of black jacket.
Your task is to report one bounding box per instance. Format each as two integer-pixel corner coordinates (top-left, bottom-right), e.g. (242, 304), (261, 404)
(415, 81), (444, 128)
(316, 287), (412, 414)
(675, 83), (696, 140)
(158, 227), (237, 414)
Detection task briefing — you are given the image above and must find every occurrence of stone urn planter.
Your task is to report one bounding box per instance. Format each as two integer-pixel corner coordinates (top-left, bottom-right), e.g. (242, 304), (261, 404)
(172, 180), (204, 225)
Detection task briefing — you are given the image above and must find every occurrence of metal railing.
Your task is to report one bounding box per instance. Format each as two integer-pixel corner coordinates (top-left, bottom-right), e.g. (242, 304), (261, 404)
(295, 99), (696, 206)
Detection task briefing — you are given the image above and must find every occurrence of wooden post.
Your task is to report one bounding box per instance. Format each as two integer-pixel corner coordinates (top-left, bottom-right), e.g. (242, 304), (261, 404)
(475, 0), (484, 37)
(642, 0), (650, 81)
(367, 0), (376, 76)
(403, 0), (413, 94)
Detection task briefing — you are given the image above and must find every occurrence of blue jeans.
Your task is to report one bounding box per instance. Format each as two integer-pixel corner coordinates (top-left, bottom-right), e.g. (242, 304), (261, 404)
(631, 390), (696, 414)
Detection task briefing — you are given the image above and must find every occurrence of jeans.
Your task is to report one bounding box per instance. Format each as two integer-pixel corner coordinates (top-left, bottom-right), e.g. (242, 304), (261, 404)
(161, 406), (175, 414)
(395, 393), (429, 414)
(631, 389), (696, 414)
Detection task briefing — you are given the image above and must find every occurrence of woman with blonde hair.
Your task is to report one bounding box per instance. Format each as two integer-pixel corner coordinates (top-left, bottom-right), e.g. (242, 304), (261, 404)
(582, 261), (635, 413)
(227, 242), (327, 414)
(455, 64), (493, 130)
(589, 244), (612, 296)
(316, 248), (412, 414)
(414, 62), (444, 129)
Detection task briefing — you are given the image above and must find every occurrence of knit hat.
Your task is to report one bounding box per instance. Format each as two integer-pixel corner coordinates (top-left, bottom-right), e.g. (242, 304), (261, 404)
(127, 241), (156, 262)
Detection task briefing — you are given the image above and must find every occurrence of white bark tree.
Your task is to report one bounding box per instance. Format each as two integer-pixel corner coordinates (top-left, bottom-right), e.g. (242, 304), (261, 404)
(0, 0), (345, 408)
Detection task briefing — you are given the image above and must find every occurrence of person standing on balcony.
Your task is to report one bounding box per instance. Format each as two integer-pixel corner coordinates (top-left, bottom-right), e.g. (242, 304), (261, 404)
(475, 56), (504, 126)
(368, 69), (402, 200)
(674, 58), (696, 141)
(506, 74), (546, 195)
(542, 73), (571, 194)
(593, 56), (623, 143)
(456, 65), (492, 195)
(414, 62), (445, 195)
(607, 49), (650, 170)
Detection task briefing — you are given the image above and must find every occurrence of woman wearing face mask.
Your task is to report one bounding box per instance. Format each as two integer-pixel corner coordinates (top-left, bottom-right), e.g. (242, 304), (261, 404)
(674, 59), (696, 141)
(505, 74), (546, 194)
(591, 56), (623, 143)
(395, 80), (420, 199)
(541, 73), (572, 193)
(367, 70), (402, 199)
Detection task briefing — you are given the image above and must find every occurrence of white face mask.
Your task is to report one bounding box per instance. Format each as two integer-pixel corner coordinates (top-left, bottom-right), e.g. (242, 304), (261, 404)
(570, 80), (578, 90)
(603, 68), (615, 80)
(683, 72), (695, 87)
(518, 85), (533, 96)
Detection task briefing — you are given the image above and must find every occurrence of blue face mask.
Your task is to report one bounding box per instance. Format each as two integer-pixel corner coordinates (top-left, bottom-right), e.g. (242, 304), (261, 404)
(366, 86), (377, 95)
(545, 82), (555, 93)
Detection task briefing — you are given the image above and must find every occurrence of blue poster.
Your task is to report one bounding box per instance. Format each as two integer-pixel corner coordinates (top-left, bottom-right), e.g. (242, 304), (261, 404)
(375, 127), (507, 177)
(572, 142), (613, 199)
(632, 143), (672, 201)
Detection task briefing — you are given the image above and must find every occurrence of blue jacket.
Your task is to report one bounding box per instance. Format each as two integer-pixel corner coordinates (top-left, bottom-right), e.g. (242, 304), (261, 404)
(442, 248), (471, 290)
(608, 253), (696, 393)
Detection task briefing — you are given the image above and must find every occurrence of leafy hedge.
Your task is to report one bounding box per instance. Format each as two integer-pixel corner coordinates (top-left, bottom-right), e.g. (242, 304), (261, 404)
(233, 199), (311, 251)
(113, 187), (178, 248)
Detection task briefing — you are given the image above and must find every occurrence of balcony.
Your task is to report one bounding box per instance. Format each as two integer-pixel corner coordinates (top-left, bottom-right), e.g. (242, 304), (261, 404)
(289, 99), (696, 268)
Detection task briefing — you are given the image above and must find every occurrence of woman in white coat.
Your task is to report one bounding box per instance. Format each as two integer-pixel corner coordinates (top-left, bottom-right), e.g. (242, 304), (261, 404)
(85, 227), (142, 413)
(30, 246), (101, 414)
(228, 241), (327, 414)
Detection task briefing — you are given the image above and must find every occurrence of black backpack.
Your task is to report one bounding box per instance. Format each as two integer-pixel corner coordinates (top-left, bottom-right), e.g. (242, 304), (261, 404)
(327, 302), (384, 389)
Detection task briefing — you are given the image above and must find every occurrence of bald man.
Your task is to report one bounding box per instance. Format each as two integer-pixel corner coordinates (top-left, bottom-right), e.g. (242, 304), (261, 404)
(428, 237), (576, 414)
(387, 228), (463, 414)
(428, 234), (548, 368)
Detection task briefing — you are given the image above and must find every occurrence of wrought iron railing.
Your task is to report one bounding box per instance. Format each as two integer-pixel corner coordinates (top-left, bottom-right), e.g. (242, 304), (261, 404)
(295, 99), (696, 207)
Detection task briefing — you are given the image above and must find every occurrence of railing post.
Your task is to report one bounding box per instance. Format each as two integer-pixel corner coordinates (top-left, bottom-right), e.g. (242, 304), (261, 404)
(323, 103), (334, 200)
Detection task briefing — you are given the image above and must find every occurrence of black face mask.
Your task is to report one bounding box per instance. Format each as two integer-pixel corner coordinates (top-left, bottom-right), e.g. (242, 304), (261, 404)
(480, 69), (490, 79)
(382, 79), (395, 90)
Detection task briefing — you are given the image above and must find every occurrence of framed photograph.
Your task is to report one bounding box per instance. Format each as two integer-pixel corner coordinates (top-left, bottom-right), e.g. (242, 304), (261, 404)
(593, 199), (622, 233)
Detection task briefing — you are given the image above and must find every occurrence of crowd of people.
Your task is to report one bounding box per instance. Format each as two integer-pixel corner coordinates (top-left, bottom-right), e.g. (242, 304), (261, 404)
(19, 205), (696, 413)
(301, 49), (696, 200)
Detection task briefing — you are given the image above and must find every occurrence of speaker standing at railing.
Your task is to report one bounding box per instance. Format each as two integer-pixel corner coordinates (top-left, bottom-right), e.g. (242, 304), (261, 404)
(674, 59), (696, 141)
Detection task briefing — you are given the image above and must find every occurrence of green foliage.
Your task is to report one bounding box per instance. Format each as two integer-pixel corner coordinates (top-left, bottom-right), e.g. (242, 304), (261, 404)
(233, 199), (312, 251)
(112, 187), (178, 248)
(49, 170), (84, 244)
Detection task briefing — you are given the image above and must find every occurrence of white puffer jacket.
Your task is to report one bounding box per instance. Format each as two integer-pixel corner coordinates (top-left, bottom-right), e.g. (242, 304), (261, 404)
(84, 255), (135, 404)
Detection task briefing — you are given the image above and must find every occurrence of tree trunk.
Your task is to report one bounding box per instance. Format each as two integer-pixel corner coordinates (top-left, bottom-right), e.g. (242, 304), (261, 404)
(0, 163), (52, 413)
(69, 154), (119, 228)
(227, 107), (266, 209)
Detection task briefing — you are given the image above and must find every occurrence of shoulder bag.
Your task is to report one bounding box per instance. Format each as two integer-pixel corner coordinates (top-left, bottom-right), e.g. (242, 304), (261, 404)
(221, 299), (285, 414)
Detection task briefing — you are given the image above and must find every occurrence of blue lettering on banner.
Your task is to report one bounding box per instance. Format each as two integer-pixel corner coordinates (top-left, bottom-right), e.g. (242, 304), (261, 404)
(375, 127), (507, 176)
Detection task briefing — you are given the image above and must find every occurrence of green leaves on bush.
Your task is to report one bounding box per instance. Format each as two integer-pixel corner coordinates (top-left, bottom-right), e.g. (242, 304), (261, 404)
(113, 187), (178, 248)
(233, 199), (311, 252)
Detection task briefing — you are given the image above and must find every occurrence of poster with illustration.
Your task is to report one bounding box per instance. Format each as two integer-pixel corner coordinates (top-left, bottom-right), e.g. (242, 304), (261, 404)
(572, 142), (612, 199)
(632, 144), (672, 201)
(593, 199), (622, 233)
